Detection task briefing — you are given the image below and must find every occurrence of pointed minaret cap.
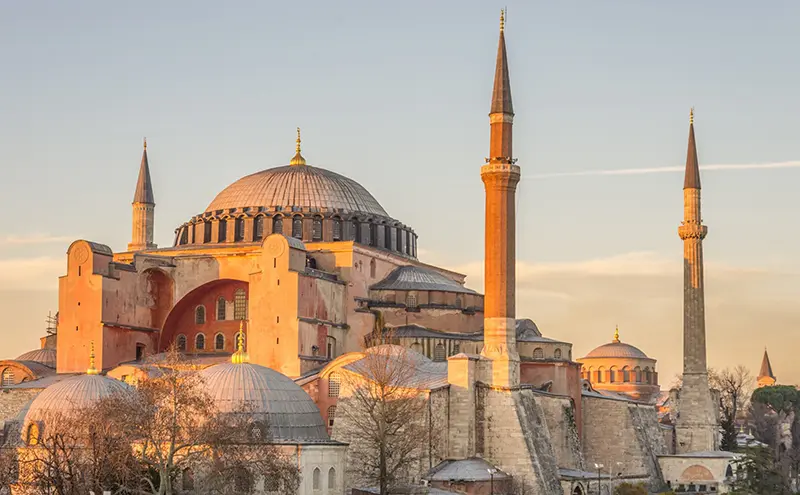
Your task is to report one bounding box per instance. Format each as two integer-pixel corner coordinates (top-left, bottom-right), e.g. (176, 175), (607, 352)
(490, 9), (513, 116)
(684, 108), (701, 189)
(758, 347), (775, 381)
(231, 321), (249, 364)
(87, 341), (100, 375)
(612, 325), (621, 343)
(289, 127), (307, 166)
(133, 138), (155, 204)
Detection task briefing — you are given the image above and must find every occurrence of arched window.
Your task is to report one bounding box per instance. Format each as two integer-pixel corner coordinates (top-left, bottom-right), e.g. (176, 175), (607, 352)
(452, 342), (460, 355)
(326, 336), (336, 358)
(433, 343), (446, 362)
(328, 467), (337, 490)
(572, 485), (585, 495)
(217, 296), (226, 321)
(351, 220), (359, 241)
(215, 333), (225, 351)
(218, 219), (227, 242)
(176, 334), (187, 352)
(328, 372), (340, 397)
(179, 228), (188, 245)
(406, 293), (417, 307)
(234, 288), (247, 320)
(644, 367), (651, 384)
(203, 221), (212, 243)
(195, 333), (206, 351)
(234, 217), (245, 242)
(327, 405), (336, 428)
(597, 367), (606, 383)
(272, 215), (283, 234)
(182, 467), (195, 491)
(312, 467), (321, 490)
(195, 305), (206, 324)
(609, 367), (617, 383)
(554, 348), (562, 359)
(27, 423), (40, 445)
(332, 217), (342, 241)
(1, 368), (14, 386)
(291, 215), (303, 239)
(396, 228), (403, 252)
(411, 342), (422, 353)
(634, 366), (642, 383)
(234, 468), (252, 493)
(533, 347), (544, 359)
(253, 216), (265, 241)
(370, 259), (376, 278)
(312, 216), (323, 241)
(455, 296), (463, 308)
(405, 231), (411, 254)
(622, 366), (630, 383)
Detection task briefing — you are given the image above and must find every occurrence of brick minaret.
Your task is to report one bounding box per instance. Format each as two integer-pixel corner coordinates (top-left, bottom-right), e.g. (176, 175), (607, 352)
(480, 11), (521, 387)
(676, 109), (718, 453)
(128, 138), (157, 251)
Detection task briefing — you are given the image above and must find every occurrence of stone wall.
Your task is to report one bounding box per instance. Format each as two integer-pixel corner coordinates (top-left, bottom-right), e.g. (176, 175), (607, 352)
(581, 395), (666, 488)
(536, 393), (583, 470)
(476, 385), (562, 494)
(0, 388), (40, 424)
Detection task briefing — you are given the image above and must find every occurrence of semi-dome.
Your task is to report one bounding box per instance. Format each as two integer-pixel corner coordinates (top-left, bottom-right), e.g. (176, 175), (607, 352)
(17, 348), (56, 368)
(207, 165), (389, 218)
(200, 361), (329, 443)
(23, 374), (129, 428)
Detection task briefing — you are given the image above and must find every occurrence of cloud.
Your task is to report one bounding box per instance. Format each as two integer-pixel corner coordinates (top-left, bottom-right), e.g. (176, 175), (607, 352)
(529, 160), (800, 179)
(0, 257), (63, 290)
(0, 234), (77, 246)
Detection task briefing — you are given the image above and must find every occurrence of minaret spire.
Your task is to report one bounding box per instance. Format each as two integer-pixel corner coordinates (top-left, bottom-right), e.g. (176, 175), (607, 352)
(290, 127), (307, 166)
(757, 348), (776, 387)
(128, 138), (157, 251)
(480, 12), (521, 387)
(676, 109), (718, 453)
(87, 341), (99, 375)
(232, 321), (249, 364)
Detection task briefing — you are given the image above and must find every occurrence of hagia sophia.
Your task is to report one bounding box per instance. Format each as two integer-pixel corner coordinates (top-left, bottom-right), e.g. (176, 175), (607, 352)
(0, 12), (748, 495)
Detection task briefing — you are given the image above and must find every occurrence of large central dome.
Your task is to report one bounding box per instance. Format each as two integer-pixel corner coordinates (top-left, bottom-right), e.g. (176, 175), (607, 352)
(206, 165), (388, 217)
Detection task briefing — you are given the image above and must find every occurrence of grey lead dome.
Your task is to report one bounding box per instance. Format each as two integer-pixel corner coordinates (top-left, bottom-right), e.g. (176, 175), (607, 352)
(206, 165), (389, 218)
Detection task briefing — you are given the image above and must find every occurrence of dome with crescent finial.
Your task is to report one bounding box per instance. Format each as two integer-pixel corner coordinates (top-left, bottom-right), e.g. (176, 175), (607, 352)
(173, 129), (418, 258)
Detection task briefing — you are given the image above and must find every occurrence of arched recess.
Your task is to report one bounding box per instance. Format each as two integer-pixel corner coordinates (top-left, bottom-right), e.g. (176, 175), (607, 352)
(159, 279), (249, 352)
(140, 268), (174, 331)
(680, 464), (715, 482)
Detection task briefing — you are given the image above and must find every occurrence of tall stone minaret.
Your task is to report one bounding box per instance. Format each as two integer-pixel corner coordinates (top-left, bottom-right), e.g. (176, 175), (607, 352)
(676, 110), (718, 453)
(128, 138), (157, 251)
(480, 10), (521, 387)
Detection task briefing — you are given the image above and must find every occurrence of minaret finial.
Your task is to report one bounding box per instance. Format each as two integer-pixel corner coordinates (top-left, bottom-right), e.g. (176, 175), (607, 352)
(87, 341), (99, 375)
(290, 127), (307, 166)
(232, 321), (249, 364)
(500, 8), (505, 32)
(613, 325), (620, 343)
(143, 137), (147, 150)
(689, 107), (694, 125)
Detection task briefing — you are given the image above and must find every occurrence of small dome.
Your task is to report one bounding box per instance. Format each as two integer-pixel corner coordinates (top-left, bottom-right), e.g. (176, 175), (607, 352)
(200, 362), (329, 443)
(584, 342), (650, 359)
(17, 348), (56, 368)
(24, 374), (129, 427)
(370, 265), (477, 294)
(206, 165), (389, 218)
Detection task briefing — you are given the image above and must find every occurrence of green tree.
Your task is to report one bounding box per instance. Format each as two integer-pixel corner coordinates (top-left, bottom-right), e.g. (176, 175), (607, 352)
(728, 447), (791, 495)
(613, 482), (648, 494)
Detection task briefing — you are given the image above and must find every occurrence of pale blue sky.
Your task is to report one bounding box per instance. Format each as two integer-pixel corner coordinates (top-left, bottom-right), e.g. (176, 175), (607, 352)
(1, 1), (798, 383)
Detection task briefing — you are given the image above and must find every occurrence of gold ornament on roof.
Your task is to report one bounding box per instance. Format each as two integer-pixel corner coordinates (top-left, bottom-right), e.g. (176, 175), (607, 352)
(290, 127), (306, 166)
(500, 8), (506, 32)
(613, 325), (620, 343)
(87, 341), (99, 375)
(143, 137), (147, 150)
(232, 321), (249, 364)
(689, 107), (694, 125)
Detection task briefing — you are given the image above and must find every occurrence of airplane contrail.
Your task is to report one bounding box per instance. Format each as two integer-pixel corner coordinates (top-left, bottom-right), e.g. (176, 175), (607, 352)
(529, 160), (800, 179)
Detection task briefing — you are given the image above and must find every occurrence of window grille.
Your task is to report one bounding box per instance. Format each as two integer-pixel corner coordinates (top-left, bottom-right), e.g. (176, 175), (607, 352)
(234, 289), (247, 320)
(218, 219), (227, 242)
(327, 405), (336, 428)
(332, 218), (342, 241)
(272, 216), (283, 234)
(328, 373), (340, 397)
(1, 368), (14, 386)
(433, 343), (446, 362)
(177, 335), (187, 351)
(292, 216), (303, 239)
(254, 216), (264, 240)
(234, 217), (244, 241)
(195, 334), (205, 350)
(312, 216), (323, 241)
(533, 347), (544, 359)
(215, 333), (225, 350)
(195, 306), (206, 324)
(217, 297), (226, 320)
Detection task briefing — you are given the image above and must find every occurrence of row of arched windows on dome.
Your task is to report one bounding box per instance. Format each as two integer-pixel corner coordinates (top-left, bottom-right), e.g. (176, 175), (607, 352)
(176, 332), (245, 352)
(583, 367), (656, 385)
(178, 215), (417, 256)
(312, 466), (338, 490)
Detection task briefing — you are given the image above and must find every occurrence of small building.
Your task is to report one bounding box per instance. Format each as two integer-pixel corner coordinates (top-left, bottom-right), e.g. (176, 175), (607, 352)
(658, 451), (740, 494)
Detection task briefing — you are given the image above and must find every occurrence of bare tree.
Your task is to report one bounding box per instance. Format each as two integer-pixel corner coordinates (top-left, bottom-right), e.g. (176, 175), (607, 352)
(0, 446), (17, 495)
(335, 344), (435, 495)
(709, 366), (754, 450)
(97, 348), (299, 495)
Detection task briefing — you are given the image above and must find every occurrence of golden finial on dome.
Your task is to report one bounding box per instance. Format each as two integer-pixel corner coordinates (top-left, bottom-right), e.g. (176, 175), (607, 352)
(500, 8), (506, 32)
(290, 127), (306, 166)
(232, 321), (249, 364)
(613, 325), (620, 343)
(87, 341), (99, 375)
(689, 107), (694, 125)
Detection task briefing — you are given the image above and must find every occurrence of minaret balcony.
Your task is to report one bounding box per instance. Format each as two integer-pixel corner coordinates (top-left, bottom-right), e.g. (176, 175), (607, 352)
(678, 224), (708, 240)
